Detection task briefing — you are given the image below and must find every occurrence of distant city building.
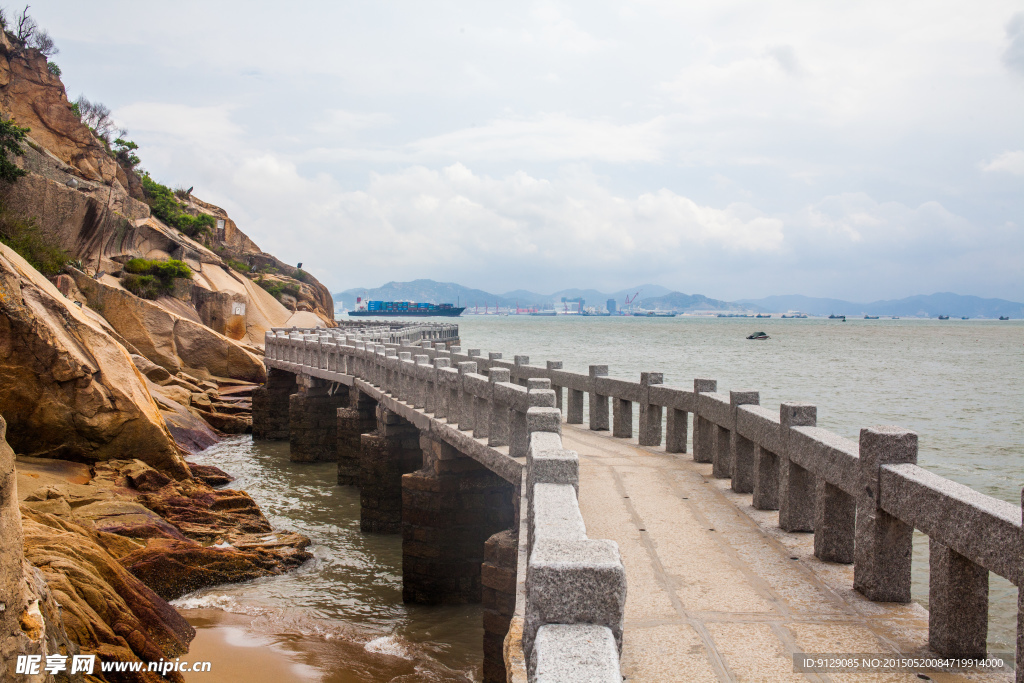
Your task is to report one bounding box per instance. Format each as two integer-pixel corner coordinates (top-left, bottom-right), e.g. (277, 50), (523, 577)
(607, 298), (616, 314)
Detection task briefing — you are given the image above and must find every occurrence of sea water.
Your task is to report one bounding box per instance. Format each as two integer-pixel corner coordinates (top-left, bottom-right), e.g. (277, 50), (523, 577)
(181, 317), (1022, 679)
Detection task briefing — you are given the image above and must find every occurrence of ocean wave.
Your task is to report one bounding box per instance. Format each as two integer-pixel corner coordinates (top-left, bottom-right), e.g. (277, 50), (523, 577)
(364, 635), (413, 660)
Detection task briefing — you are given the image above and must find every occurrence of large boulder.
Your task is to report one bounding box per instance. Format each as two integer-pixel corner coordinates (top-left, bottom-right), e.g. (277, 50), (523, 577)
(69, 269), (266, 383)
(0, 244), (188, 478)
(1, 416), (80, 683)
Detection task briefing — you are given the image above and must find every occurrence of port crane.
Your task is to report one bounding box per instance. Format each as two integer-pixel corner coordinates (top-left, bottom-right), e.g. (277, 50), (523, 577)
(624, 291), (640, 314)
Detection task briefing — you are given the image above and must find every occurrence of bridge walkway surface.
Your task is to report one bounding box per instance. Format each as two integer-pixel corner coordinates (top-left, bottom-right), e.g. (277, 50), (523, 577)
(565, 423), (1005, 683)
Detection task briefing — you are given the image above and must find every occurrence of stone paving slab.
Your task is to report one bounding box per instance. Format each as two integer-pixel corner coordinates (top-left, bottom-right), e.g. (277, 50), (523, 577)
(563, 425), (1011, 683)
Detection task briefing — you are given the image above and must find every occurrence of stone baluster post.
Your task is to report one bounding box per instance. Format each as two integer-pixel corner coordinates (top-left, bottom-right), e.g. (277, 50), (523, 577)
(854, 426), (917, 602)
(414, 355), (430, 410)
(432, 358), (450, 418)
(488, 368), (512, 447)
(779, 403), (817, 532)
(457, 362), (477, 432)
(665, 398), (688, 454)
(514, 355), (530, 386)
(566, 384), (584, 425)
(397, 352), (413, 401)
(928, 538), (989, 659)
(612, 394), (632, 439)
(509, 386), (547, 458)
(473, 378), (491, 441)
(692, 379), (717, 463)
(546, 361), (564, 411)
(729, 391), (759, 492)
(638, 373), (664, 447)
(588, 365), (610, 431)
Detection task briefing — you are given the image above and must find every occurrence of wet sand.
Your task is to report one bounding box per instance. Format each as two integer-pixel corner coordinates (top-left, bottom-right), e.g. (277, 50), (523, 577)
(182, 610), (323, 683)
(181, 608), (477, 682)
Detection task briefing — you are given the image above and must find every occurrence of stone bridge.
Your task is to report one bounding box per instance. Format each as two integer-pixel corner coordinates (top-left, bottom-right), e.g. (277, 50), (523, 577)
(253, 323), (1022, 683)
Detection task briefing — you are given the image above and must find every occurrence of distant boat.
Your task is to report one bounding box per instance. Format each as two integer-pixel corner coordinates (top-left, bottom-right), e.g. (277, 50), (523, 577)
(528, 310), (557, 316)
(828, 314), (846, 320)
(938, 315), (950, 320)
(999, 316), (1010, 320)
(718, 313), (753, 318)
(961, 316), (969, 320)
(780, 313), (808, 319)
(755, 314), (771, 318)
(746, 331), (769, 340)
(864, 315), (879, 319)
(892, 316), (899, 319)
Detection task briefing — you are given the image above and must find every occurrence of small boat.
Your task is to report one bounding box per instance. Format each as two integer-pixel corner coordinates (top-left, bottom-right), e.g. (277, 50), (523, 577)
(892, 316), (899, 319)
(864, 315), (879, 319)
(999, 316), (1010, 320)
(961, 316), (969, 320)
(528, 310), (557, 316)
(755, 314), (771, 318)
(746, 331), (769, 340)
(828, 314), (845, 320)
(938, 315), (949, 320)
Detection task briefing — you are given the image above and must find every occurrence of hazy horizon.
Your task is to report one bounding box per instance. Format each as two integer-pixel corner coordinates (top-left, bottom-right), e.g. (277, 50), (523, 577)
(35, 1), (1024, 301)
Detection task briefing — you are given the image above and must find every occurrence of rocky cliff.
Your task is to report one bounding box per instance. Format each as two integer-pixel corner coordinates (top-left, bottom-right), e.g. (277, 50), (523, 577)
(0, 242), (189, 477)
(0, 25), (320, 679)
(0, 28), (336, 340)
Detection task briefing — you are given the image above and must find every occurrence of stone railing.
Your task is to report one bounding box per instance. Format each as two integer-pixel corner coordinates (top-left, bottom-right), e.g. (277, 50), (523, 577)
(265, 327), (1024, 679)
(281, 321), (460, 346)
(264, 327), (626, 680)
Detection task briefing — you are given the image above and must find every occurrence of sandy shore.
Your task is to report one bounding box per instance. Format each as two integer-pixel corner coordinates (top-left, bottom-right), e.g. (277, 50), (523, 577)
(181, 610), (324, 683)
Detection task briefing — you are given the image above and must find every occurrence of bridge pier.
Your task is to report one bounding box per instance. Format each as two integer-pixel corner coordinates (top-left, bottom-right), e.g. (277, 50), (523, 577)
(482, 529), (518, 683)
(289, 375), (350, 462)
(252, 367), (298, 440)
(360, 407), (422, 533)
(337, 387), (378, 485)
(401, 434), (516, 604)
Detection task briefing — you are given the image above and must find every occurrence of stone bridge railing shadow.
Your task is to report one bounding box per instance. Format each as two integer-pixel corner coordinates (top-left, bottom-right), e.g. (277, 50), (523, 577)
(260, 325), (1023, 683)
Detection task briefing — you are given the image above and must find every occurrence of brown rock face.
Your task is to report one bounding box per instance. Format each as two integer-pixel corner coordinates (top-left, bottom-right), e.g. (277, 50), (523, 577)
(70, 269), (267, 384)
(0, 244), (188, 478)
(21, 509), (194, 683)
(0, 46), (122, 186)
(120, 532), (312, 601)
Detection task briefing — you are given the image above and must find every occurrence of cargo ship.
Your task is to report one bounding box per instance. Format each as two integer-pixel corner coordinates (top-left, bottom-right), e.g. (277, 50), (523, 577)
(348, 298), (465, 317)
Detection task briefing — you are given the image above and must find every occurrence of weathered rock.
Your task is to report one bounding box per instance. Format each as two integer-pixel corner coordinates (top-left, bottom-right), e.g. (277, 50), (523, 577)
(0, 243), (188, 478)
(120, 532), (311, 601)
(136, 479), (271, 542)
(193, 408), (252, 434)
(187, 462), (233, 487)
(0, 46), (123, 186)
(21, 508), (193, 683)
(131, 353), (171, 383)
(146, 382), (220, 454)
(1, 416), (80, 683)
(69, 269), (267, 383)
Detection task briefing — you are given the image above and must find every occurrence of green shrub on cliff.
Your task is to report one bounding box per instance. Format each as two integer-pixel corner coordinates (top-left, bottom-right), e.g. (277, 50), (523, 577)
(0, 209), (71, 276)
(121, 258), (192, 299)
(140, 175), (216, 240)
(225, 258), (251, 273)
(0, 118), (30, 184)
(256, 276), (300, 302)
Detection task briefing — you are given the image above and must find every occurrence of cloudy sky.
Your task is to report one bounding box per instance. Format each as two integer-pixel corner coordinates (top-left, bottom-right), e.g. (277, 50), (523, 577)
(34, 1), (1024, 300)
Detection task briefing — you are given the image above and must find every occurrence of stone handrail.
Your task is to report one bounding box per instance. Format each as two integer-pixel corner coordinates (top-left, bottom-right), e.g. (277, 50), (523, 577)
(265, 327), (626, 680)
(265, 327), (1024, 676)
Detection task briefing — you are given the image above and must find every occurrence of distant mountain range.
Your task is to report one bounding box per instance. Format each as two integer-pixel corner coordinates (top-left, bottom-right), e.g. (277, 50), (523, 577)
(736, 293), (1024, 318)
(334, 281), (1023, 318)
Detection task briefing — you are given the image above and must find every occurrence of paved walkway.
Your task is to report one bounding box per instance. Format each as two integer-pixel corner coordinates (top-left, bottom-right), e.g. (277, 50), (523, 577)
(564, 424), (1008, 683)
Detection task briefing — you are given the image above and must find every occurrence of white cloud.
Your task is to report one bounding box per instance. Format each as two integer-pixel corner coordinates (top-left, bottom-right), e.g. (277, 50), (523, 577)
(34, 0), (1021, 301)
(981, 150), (1024, 175)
